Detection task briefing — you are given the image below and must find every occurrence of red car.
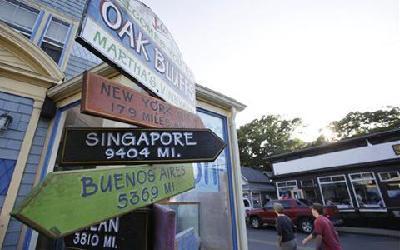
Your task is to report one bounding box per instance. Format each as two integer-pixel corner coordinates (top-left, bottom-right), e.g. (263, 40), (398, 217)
(246, 199), (342, 233)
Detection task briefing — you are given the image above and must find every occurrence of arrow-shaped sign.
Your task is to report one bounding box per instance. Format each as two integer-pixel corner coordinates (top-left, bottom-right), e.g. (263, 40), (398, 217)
(60, 127), (226, 166)
(11, 164), (194, 238)
(81, 72), (204, 129)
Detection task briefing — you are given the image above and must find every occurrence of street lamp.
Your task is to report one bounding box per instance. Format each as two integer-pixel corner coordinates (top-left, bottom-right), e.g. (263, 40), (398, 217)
(0, 113), (13, 131)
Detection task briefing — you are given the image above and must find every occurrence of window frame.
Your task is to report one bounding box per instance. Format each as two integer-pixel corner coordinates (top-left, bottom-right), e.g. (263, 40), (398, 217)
(348, 172), (386, 210)
(317, 174), (354, 209)
(38, 14), (72, 66)
(276, 180), (297, 188)
(276, 180), (298, 199)
(0, 0), (44, 41)
(378, 171), (400, 182)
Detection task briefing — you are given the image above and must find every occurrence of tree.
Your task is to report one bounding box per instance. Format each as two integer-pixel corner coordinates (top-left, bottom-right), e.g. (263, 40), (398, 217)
(330, 107), (400, 140)
(237, 115), (305, 169)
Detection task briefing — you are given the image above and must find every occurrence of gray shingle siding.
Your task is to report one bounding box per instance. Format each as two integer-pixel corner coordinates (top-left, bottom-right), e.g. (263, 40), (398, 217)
(3, 117), (50, 249)
(65, 54), (99, 79)
(35, 0), (88, 20)
(0, 92), (32, 162)
(0, 92), (33, 248)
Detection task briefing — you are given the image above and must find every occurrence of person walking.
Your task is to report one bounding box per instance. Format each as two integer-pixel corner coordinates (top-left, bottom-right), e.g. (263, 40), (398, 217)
(274, 202), (297, 250)
(302, 203), (342, 250)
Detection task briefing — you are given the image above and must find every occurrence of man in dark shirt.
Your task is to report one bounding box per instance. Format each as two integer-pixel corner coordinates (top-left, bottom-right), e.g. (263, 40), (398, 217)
(274, 203), (297, 250)
(302, 203), (342, 250)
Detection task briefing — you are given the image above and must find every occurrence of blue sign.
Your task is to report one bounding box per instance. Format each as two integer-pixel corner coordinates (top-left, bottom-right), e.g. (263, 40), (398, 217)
(78, 0), (196, 112)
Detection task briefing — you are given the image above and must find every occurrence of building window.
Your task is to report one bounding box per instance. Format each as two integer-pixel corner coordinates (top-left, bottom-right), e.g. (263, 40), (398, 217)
(386, 182), (400, 199)
(378, 171), (400, 200)
(40, 16), (70, 65)
(301, 179), (318, 203)
(0, 0), (40, 39)
(378, 171), (400, 182)
(349, 172), (385, 208)
(276, 180), (297, 198)
(317, 175), (353, 209)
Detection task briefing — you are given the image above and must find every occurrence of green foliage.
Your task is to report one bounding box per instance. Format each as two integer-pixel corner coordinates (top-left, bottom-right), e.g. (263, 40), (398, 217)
(237, 115), (305, 169)
(330, 107), (400, 140)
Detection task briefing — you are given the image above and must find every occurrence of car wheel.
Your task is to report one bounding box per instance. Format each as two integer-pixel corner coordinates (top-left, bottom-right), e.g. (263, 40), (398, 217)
(299, 218), (313, 233)
(250, 217), (261, 229)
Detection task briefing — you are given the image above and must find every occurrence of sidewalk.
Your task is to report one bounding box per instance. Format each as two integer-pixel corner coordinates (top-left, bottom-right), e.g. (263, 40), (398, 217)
(336, 227), (400, 238)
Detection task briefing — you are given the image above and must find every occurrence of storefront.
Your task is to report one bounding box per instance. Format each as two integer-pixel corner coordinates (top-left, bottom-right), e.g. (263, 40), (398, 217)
(0, 0), (248, 249)
(268, 129), (400, 226)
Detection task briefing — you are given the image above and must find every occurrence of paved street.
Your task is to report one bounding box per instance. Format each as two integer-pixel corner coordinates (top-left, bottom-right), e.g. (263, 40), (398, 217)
(247, 227), (400, 250)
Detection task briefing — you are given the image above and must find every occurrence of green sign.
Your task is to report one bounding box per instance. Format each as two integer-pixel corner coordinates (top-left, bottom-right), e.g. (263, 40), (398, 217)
(11, 164), (194, 238)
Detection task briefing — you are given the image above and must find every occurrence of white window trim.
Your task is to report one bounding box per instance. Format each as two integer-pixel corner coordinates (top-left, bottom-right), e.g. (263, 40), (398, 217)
(0, 0), (42, 40)
(349, 172), (374, 181)
(38, 14), (72, 66)
(349, 172), (386, 209)
(276, 180), (298, 188)
(318, 174), (346, 183)
(317, 174), (354, 209)
(276, 180), (297, 198)
(378, 171), (400, 182)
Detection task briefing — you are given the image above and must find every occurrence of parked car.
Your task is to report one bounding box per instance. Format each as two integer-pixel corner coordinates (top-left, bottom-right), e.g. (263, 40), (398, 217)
(243, 198), (251, 210)
(246, 199), (342, 233)
(243, 198), (253, 218)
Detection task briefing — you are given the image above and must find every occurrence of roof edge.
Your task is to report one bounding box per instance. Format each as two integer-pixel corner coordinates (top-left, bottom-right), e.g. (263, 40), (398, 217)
(268, 128), (400, 163)
(196, 84), (246, 112)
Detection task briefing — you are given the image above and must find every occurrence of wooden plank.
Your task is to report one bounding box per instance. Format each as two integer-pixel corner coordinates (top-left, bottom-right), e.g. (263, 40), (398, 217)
(60, 127), (225, 166)
(11, 164), (194, 238)
(81, 72), (204, 129)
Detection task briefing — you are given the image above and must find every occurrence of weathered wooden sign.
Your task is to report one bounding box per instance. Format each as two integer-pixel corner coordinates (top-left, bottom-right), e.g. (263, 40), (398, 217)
(77, 0), (196, 112)
(11, 164), (194, 238)
(60, 127), (225, 166)
(81, 72), (204, 129)
(64, 209), (150, 250)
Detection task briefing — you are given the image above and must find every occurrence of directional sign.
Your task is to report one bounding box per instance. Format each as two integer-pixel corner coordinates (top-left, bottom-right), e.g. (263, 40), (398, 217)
(64, 210), (150, 249)
(60, 127), (226, 166)
(11, 164), (194, 238)
(81, 72), (204, 129)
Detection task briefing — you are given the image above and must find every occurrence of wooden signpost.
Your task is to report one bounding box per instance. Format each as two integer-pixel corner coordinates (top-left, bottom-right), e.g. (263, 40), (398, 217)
(81, 72), (204, 129)
(9, 0), (228, 247)
(11, 164), (194, 238)
(60, 127), (225, 166)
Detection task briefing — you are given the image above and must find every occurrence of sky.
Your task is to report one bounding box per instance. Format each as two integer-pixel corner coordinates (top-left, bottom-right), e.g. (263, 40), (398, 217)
(141, 0), (400, 141)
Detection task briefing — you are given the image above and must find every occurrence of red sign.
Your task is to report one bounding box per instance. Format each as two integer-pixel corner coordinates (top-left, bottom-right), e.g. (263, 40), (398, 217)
(81, 72), (204, 129)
